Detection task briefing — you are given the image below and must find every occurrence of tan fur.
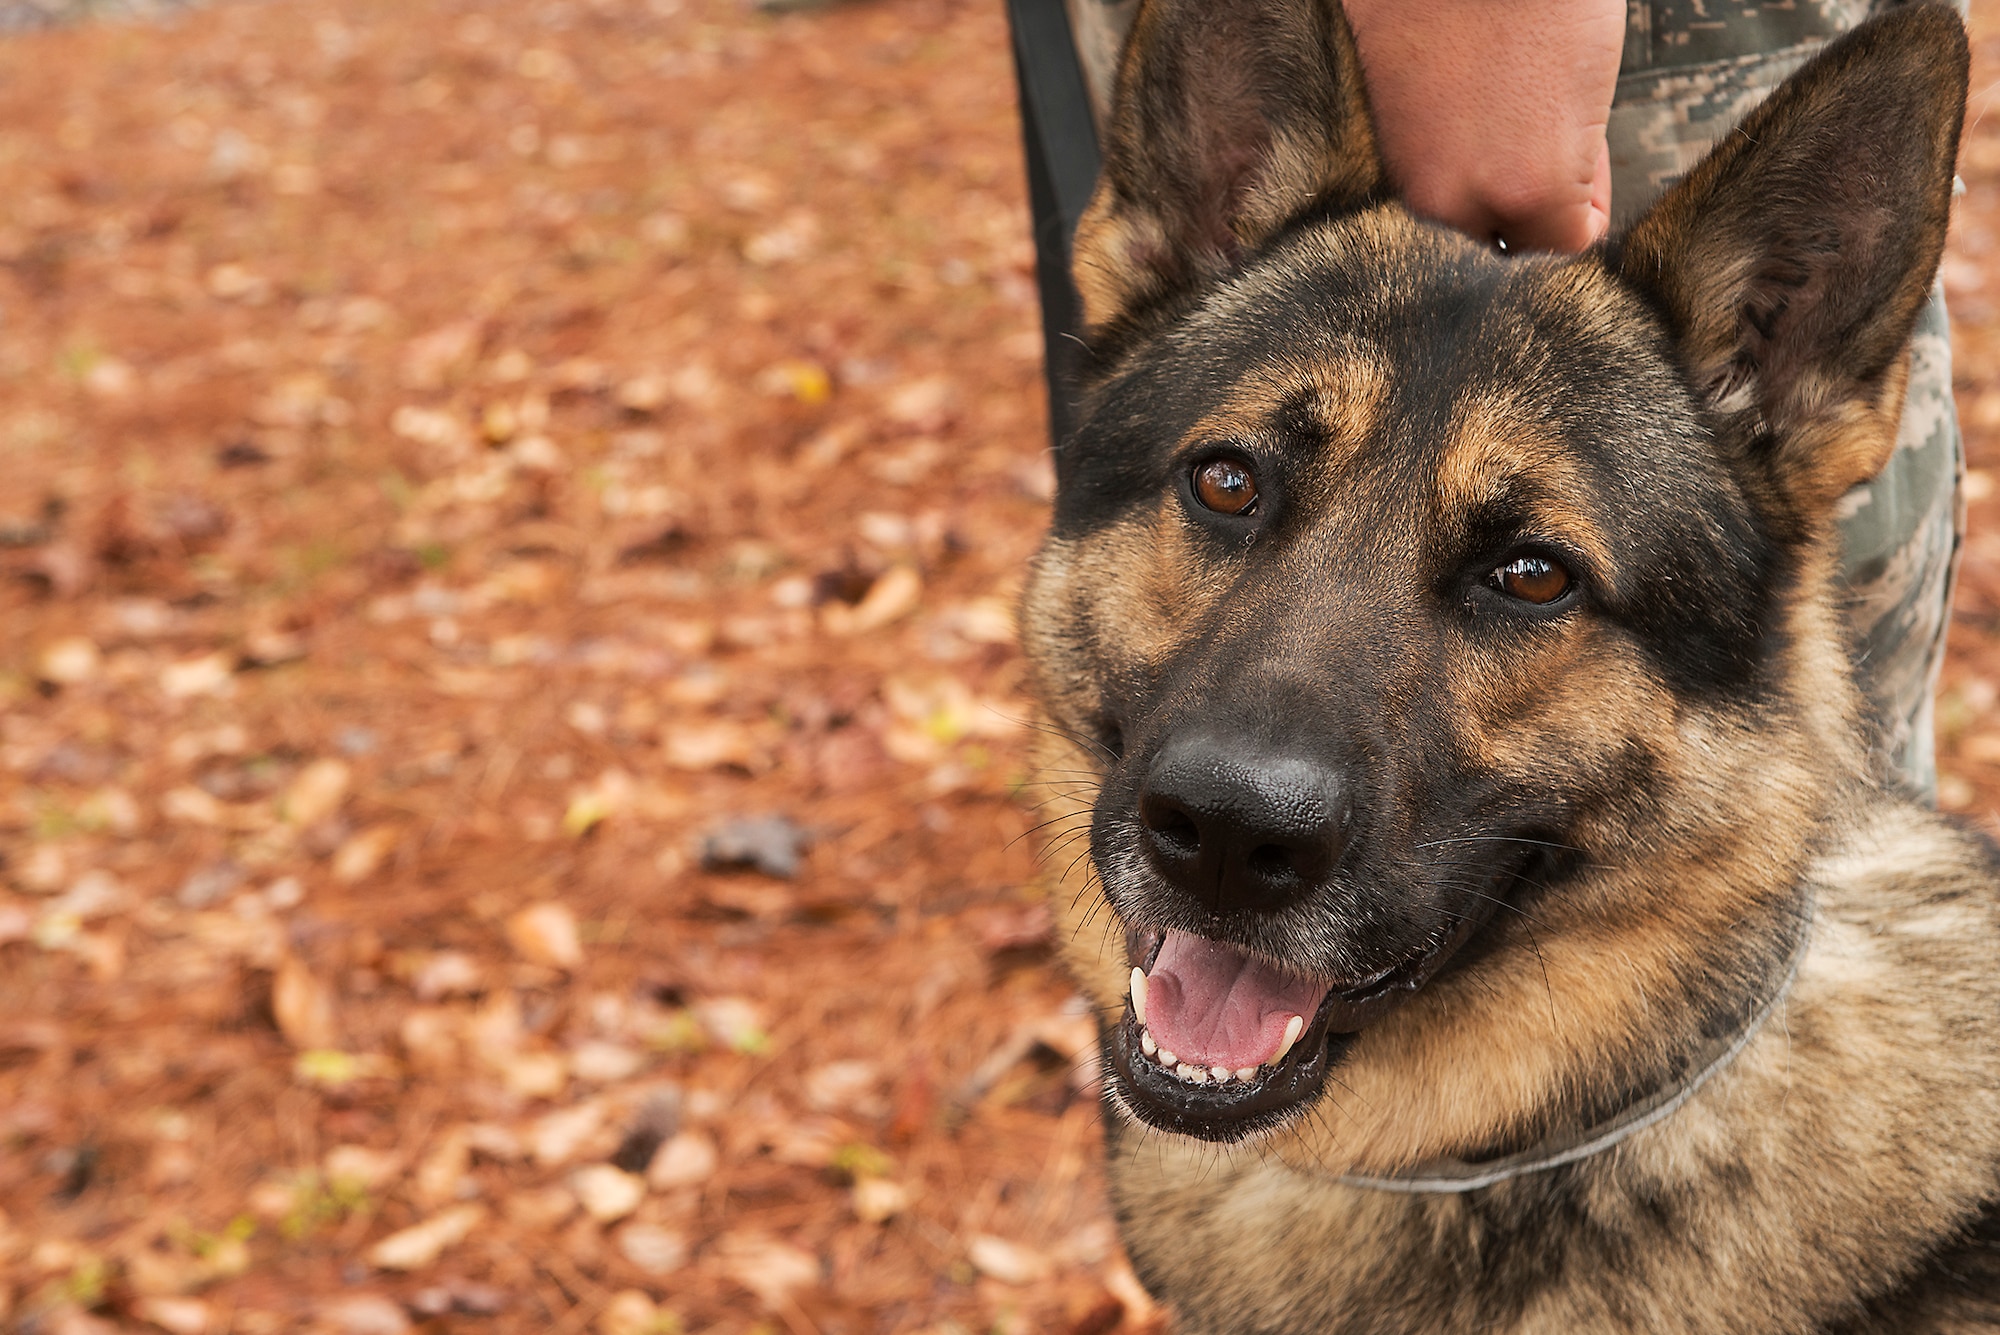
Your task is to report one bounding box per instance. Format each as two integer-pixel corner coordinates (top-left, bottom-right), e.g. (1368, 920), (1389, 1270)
(1432, 399), (1613, 577)
(1186, 349), (1388, 495)
(1022, 4), (1981, 1329)
(1110, 804), (2000, 1334)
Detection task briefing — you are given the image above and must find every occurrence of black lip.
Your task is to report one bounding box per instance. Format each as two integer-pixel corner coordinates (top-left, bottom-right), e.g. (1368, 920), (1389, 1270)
(1106, 986), (1354, 1142)
(1103, 869), (1514, 1143)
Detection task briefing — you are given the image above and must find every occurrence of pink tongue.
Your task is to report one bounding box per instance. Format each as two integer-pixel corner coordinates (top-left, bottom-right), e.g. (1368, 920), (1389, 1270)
(1143, 930), (1332, 1069)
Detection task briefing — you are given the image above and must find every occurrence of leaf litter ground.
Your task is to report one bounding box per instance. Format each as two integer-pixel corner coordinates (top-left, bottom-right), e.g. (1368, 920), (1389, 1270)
(4, 1), (2000, 1333)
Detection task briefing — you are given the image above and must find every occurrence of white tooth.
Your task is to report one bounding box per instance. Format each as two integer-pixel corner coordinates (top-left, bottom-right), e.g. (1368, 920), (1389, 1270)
(1209, 1066), (1232, 1083)
(1140, 1028), (1158, 1057)
(1272, 1014), (1306, 1064)
(1130, 967), (1149, 1026)
(1158, 1047), (1179, 1068)
(1179, 1063), (1207, 1084)
(1235, 1068), (1258, 1083)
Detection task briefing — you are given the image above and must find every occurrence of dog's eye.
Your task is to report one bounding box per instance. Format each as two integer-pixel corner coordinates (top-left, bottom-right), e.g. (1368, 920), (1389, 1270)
(1493, 555), (1571, 605)
(1192, 458), (1259, 515)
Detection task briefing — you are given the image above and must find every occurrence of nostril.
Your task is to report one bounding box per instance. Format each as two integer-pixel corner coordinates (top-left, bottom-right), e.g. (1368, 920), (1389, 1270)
(1140, 799), (1202, 859)
(1245, 844), (1298, 883)
(1154, 812), (1199, 858)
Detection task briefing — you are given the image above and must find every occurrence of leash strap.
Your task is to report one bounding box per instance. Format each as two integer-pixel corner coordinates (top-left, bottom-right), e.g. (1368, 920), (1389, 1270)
(1339, 903), (1815, 1194)
(1005, 0), (1101, 447)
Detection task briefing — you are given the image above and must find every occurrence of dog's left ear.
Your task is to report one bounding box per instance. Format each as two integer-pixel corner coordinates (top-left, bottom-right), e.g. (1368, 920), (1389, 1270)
(1071, 0), (1383, 339)
(1619, 3), (1967, 513)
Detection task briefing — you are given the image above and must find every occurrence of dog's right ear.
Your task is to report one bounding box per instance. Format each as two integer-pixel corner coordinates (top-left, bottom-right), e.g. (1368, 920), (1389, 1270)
(1071, 0), (1383, 339)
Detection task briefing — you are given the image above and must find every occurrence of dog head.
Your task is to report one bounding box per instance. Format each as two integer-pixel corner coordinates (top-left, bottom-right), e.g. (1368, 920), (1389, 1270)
(1022, 0), (1966, 1156)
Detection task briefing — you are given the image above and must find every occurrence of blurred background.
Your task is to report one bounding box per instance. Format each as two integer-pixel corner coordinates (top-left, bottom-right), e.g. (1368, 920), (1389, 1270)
(3, 0), (2000, 1332)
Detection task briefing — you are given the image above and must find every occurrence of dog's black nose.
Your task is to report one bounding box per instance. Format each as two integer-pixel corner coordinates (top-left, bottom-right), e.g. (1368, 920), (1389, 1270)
(1138, 730), (1352, 914)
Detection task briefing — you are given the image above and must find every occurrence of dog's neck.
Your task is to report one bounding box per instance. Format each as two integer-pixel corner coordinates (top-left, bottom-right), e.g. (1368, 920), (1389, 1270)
(1109, 802), (2000, 1334)
(1333, 891), (1815, 1193)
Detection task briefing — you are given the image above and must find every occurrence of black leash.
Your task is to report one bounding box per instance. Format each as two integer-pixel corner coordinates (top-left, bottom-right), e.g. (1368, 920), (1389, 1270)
(1005, 0), (1101, 448)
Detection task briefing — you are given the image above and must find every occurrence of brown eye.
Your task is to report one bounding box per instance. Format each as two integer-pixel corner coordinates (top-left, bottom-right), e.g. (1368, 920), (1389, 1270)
(1495, 555), (1572, 605)
(1193, 457), (1259, 515)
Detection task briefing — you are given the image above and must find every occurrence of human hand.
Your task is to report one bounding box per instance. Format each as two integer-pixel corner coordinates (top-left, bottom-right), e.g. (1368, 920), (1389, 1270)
(1341, 0), (1625, 253)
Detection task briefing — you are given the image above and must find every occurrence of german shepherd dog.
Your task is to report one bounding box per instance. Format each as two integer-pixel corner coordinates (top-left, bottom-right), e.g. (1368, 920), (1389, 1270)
(1018, 1), (2000, 1329)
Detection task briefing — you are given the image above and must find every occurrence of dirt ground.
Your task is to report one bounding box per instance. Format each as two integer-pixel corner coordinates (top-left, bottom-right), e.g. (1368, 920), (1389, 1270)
(3, 1), (2000, 1332)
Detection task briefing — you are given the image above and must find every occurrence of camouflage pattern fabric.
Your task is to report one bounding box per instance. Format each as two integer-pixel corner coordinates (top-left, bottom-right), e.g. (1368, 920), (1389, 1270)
(1052, 0), (1963, 794)
(1609, 0), (1966, 796)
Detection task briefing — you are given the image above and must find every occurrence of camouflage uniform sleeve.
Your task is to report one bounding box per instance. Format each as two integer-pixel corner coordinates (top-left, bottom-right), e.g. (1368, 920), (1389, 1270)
(1611, 0), (1966, 798)
(1056, 0), (1964, 797)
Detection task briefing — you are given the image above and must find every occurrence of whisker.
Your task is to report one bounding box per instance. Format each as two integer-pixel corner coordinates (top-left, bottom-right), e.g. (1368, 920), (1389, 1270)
(1008, 712), (1120, 765)
(1413, 834), (1584, 855)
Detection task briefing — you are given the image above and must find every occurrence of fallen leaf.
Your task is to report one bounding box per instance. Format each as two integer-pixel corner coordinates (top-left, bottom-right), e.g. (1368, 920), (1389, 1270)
(319, 1294), (413, 1335)
(947, 596), (1018, 645)
(822, 564), (921, 635)
(530, 1102), (607, 1167)
(293, 1050), (395, 1088)
(615, 372), (670, 413)
(409, 1279), (506, 1318)
(281, 758), (351, 827)
(698, 814), (809, 879)
(160, 653), (235, 699)
(76, 787), (140, 835)
(412, 1126), (471, 1207)
(242, 627), (307, 666)
(693, 996), (768, 1053)
(180, 863), (252, 911)
(563, 790), (612, 837)
(716, 1232), (821, 1308)
(967, 1234), (1049, 1285)
(506, 901), (583, 968)
(126, 1244), (203, 1296)
(206, 262), (268, 301)
(323, 1144), (401, 1192)
(570, 1164), (645, 1222)
(402, 320), (482, 390)
(1103, 1262), (1161, 1324)
(333, 826), (399, 883)
(613, 1222), (689, 1276)
(500, 1051), (568, 1099)
(767, 1119), (843, 1168)
(273, 957), (339, 1049)
(408, 950), (483, 1001)
(884, 375), (954, 429)
(662, 719), (761, 772)
(39, 637), (101, 685)
(804, 1059), (886, 1116)
(503, 1185), (576, 1230)
(852, 1176), (910, 1223)
(570, 1040), (644, 1083)
(597, 1290), (667, 1335)
(754, 357), (830, 403)
(464, 1123), (523, 1162)
(365, 1203), (485, 1271)
(134, 1296), (210, 1335)
(161, 788), (224, 827)
(968, 901), (1055, 955)
(647, 1129), (719, 1190)
(247, 1179), (302, 1221)
(399, 1008), (463, 1073)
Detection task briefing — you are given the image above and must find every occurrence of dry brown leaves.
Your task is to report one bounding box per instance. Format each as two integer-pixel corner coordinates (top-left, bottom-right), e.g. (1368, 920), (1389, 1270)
(0, 0), (1134, 1329)
(9, 0), (2000, 1332)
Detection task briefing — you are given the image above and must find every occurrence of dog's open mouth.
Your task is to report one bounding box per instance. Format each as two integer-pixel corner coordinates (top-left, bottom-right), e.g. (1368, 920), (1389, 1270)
(1105, 918), (1479, 1142)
